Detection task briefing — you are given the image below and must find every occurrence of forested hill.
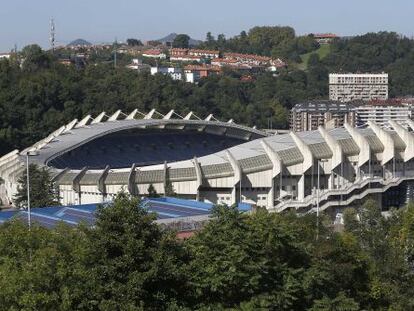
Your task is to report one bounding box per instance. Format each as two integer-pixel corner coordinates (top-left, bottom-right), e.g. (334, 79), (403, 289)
(1, 29), (414, 156)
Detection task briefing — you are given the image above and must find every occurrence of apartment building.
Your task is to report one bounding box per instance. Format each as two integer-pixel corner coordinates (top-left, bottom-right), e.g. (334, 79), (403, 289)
(329, 73), (388, 102)
(354, 100), (414, 127)
(290, 100), (358, 132)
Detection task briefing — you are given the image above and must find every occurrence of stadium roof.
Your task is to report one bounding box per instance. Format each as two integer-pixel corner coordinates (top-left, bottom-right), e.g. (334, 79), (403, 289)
(19, 109), (267, 169)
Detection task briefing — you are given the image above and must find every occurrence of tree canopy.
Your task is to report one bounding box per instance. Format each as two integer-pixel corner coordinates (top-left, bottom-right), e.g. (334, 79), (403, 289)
(0, 193), (413, 310)
(13, 163), (59, 208)
(172, 34), (190, 48)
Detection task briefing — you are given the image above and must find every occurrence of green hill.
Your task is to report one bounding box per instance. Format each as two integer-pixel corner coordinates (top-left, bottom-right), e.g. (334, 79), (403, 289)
(299, 44), (331, 70)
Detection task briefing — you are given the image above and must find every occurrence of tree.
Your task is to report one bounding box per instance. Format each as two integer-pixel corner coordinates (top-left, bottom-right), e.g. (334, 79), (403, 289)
(147, 183), (159, 198)
(309, 292), (360, 311)
(20, 44), (52, 71)
(206, 32), (215, 44)
(186, 206), (311, 309)
(84, 193), (189, 310)
(0, 220), (90, 310)
(126, 38), (143, 47)
(14, 164), (59, 208)
(172, 34), (190, 48)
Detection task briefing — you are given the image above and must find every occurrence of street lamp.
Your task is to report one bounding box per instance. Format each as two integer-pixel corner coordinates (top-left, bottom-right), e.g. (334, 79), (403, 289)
(25, 150), (39, 230)
(316, 159), (328, 240)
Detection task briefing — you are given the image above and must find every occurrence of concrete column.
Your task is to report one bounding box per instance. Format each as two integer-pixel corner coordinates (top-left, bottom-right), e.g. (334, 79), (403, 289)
(127, 164), (137, 196)
(73, 167), (88, 205)
(298, 174), (305, 201)
(260, 139), (282, 209)
(98, 165), (110, 200)
(192, 157), (203, 201)
(368, 121), (395, 166)
(226, 150), (242, 206)
(344, 122), (370, 168)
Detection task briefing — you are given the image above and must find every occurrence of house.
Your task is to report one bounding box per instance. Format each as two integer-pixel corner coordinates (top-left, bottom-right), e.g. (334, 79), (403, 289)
(151, 67), (183, 80)
(183, 64), (221, 83)
(0, 53), (11, 60)
(170, 48), (189, 57)
(223, 52), (271, 67)
(312, 33), (338, 44)
(142, 49), (166, 59)
(126, 59), (151, 72)
(169, 48), (219, 62)
(188, 49), (220, 59)
(170, 55), (202, 62)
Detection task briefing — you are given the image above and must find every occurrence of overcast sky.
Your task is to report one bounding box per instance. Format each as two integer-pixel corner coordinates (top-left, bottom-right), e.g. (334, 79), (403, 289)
(0, 0), (412, 51)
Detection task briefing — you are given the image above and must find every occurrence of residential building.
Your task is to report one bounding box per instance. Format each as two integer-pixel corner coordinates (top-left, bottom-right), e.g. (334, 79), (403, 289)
(290, 100), (358, 132)
(142, 49), (166, 59)
(126, 59), (151, 72)
(0, 53), (10, 59)
(211, 58), (252, 70)
(312, 33), (338, 44)
(223, 52), (271, 67)
(354, 100), (414, 127)
(184, 64), (221, 83)
(169, 48), (219, 62)
(329, 73), (389, 102)
(151, 66), (182, 80)
(188, 49), (219, 59)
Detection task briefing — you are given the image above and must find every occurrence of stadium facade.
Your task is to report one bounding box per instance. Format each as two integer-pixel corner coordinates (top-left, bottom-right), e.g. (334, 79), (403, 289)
(1, 109), (414, 216)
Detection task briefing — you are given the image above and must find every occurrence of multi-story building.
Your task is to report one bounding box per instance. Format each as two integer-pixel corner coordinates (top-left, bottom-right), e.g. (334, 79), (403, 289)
(329, 73), (389, 102)
(354, 100), (414, 127)
(290, 100), (358, 132)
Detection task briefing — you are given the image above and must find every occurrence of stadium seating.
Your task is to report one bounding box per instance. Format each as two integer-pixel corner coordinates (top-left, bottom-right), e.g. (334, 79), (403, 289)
(50, 130), (244, 169)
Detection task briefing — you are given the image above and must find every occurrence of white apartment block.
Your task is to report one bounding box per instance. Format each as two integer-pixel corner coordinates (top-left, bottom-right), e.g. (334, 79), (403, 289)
(354, 104), (413, 127)
(329, 73), (388, 102)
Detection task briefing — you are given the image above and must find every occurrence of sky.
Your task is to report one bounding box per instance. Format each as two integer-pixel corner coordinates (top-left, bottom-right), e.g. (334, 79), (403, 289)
(0, 0), (412, 51)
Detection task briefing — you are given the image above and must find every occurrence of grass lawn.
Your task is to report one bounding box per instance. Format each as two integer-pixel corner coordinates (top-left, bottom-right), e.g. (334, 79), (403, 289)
(298, 44), (331, 70)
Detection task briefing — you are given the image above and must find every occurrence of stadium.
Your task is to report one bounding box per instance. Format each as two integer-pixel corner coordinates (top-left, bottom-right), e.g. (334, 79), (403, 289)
(1, 108), (414, 218)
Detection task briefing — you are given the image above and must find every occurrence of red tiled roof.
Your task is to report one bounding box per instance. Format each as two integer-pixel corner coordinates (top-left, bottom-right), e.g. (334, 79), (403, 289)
(142, 49), (163, 55)
(184, 64), (222, 72)
(211, 58), (238, 64)
(189, 49), (220, 54)
(223, 52), (271, 62)
(313, 33), (338, 38)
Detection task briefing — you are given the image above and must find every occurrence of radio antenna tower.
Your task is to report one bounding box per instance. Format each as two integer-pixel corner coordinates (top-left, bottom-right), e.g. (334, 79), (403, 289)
(50, 18), (56, 52)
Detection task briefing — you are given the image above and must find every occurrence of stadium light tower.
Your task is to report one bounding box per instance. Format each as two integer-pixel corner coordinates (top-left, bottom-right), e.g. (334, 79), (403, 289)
(26, 150), (39, 230)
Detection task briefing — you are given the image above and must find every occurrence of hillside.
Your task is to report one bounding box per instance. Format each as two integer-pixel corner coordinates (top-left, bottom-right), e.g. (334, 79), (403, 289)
(299, 44), (331, 70)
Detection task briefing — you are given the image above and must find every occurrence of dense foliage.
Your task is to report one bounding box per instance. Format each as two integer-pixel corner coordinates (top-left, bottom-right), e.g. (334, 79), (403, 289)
(13, 164), (59, 208)
(0, 195), (413, 310)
